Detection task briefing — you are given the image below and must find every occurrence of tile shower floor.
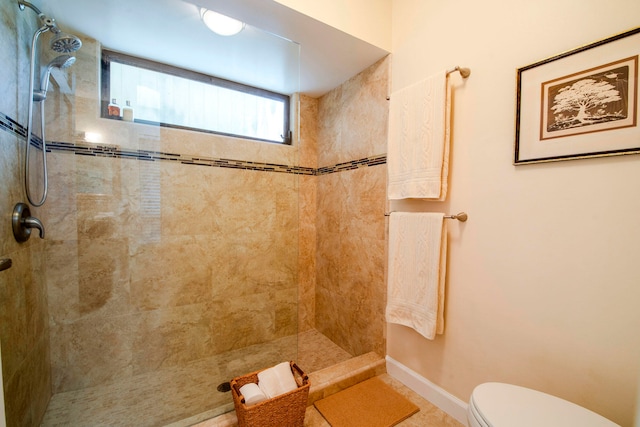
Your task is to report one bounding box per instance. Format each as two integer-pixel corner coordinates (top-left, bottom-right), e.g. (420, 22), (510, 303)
(41, 329), (353, 427)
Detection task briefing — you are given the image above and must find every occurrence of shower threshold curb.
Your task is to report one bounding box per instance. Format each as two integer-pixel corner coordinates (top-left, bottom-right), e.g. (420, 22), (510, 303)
(306, 351), (386, 406)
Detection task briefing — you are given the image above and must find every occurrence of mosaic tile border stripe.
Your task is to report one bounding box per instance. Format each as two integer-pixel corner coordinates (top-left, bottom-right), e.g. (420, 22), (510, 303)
(0, 113), (27, 139)
(1, 112), (386, 175)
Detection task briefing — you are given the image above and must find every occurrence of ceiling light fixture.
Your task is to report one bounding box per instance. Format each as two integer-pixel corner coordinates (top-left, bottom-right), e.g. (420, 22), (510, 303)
(200, 8), (245, 36)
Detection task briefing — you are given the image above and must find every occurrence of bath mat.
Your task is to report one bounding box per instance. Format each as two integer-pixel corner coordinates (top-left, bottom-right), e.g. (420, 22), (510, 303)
(314, 377), (419, 427)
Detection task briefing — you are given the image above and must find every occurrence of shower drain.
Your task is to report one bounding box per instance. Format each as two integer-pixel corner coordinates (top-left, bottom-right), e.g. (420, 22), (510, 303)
(217, 382), (231, 392)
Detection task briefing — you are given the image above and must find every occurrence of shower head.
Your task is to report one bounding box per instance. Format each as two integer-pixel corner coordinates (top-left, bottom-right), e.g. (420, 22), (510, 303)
(35, 55), (76, 101)
(48, 54), (76, 70)
(50, 32), (82, 53)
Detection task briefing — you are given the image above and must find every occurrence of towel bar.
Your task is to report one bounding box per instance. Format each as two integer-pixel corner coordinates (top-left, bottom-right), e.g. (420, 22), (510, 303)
(446, 66), (471, 78)
(384, 211), (468, 222)
(386, 66), (471, 100)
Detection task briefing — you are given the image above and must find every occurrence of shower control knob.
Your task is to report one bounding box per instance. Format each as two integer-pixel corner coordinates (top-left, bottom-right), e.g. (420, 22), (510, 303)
(12, 202), (45, 242)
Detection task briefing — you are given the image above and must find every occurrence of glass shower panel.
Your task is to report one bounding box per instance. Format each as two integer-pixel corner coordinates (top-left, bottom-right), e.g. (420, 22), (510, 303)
(38, 0), (301, 424)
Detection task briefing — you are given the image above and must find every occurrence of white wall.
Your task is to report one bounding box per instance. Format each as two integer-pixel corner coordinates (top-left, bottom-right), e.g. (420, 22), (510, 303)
(273, 0), (392, 51)
(388, 1), (640, 426)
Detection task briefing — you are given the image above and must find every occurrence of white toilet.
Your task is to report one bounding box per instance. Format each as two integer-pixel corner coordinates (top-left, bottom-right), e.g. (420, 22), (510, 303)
(467, 382), (620, 427)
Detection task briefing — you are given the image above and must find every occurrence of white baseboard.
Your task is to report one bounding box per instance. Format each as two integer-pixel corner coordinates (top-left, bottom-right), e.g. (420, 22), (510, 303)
(385, 355), (469, 426)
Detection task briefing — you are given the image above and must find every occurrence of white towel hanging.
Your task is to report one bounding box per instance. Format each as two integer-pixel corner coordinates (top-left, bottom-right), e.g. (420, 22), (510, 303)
(386, 212), (447, 339)
(387, 72), (451, 200)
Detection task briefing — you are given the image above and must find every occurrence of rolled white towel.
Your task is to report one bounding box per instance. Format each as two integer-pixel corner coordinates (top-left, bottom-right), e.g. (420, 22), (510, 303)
(257, 362), (298, 399)
(239, 383), (268, 406)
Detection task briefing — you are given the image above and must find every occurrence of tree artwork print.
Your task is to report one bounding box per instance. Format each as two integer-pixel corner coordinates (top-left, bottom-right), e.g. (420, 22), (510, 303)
(549, 68), (625, 128)
(540, 56), (638, 141)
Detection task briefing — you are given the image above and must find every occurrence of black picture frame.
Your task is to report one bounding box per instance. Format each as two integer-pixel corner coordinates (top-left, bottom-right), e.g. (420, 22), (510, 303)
(515, 27), (640, 164)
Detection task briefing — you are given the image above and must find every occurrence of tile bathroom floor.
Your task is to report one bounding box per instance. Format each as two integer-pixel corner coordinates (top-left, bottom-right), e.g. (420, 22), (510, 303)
(303, 374), (465, 427)
(195, 373), (464, 427)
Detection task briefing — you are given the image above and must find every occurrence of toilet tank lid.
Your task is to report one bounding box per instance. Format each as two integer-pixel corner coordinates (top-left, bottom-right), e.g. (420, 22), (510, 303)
(470, 382), (620, 427)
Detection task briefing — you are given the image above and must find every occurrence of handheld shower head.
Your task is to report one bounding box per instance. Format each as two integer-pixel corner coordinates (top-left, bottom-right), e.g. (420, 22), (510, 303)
(20, 0), (81, 206)
(50, 32), (82, 53)
(48, 54), (76, 70)
(35, 55), (76, 101)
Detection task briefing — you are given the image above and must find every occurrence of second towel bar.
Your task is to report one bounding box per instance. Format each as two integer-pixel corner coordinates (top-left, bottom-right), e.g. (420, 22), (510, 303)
(446, 66), (471, 78)
(384, 211), (468, 222)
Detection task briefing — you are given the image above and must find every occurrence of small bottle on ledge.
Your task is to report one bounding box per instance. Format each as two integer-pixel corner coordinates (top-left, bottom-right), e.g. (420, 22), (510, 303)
(122, 100), (134, 122)
(108, 98), (121, 119)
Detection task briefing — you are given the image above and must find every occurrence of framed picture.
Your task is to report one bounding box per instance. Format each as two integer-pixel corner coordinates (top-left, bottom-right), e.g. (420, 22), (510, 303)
(515, 27), (640, 164)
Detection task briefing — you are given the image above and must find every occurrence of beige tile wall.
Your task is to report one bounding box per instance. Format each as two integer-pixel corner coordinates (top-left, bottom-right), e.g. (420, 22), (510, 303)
(315, 57), (389, 357)
(317, 57), (389, 166)
(298, 94), (319, 333)
(43, 151), (301, 393)
(0, 3), (52, 426)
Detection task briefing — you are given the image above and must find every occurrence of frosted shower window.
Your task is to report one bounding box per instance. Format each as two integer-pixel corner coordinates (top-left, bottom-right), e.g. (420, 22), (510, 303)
(101, 50), (291, 144)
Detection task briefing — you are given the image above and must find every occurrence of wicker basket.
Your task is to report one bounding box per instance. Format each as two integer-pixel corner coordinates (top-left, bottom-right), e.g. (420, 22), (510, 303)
(230, 362), (310, 427)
